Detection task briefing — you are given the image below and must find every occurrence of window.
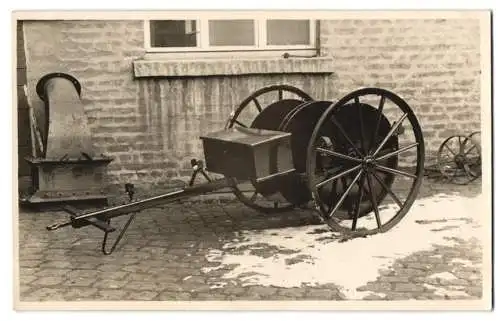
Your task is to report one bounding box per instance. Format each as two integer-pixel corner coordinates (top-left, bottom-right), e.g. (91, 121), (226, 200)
(146, 19), (316, 52)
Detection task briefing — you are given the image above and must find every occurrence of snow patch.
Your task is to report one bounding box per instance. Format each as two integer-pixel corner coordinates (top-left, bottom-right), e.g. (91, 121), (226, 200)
(202, 193), (484, 299)
(424, 283), (469, 297)
(428, 272), (457, 281)
(451, 258), (480, 267)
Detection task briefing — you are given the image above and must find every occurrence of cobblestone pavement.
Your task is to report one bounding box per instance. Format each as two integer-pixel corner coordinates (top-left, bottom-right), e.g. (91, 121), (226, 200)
(16, 177), (485, 302)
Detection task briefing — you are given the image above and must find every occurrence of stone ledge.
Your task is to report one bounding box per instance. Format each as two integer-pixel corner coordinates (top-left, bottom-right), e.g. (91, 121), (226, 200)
(132, 57), (335, 78)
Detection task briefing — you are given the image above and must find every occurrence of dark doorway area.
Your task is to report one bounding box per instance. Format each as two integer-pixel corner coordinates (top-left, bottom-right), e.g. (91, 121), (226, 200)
(17, 21), (32, 193)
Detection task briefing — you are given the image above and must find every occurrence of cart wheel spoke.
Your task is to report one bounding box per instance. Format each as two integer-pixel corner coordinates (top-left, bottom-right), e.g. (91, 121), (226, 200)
(252, 97), (262, 112)
(440, 150), (455, 161)
(316, 164), (363, 189)
(328, 178), (347, 213)
(330, 115), (364, 158)
(463, 145), (477, 157)
(316, 147), (362, 162)
(328, 170), (363, 218)
(374, 164), (417, 179)
(366, 173), (382, 229)
(368, 95), (386, 153)
(375, 142), (419, 162)
(234, 120), (248, 128)
(351, 173), (366, 231)
(443, 142), (457, 157)
(355, 96), (367, 154)
(463, 166), (473, 180)
(443, 148), (455, 159)
(362, 182), (371, 195)
(372, 113), (408, 157)
(371, 171), (404, 208)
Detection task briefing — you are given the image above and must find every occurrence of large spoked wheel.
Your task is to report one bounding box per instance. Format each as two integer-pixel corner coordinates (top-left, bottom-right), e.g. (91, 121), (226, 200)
(226, 85), (313, 214)
(437, 134), (481, 185)
(306, 88), (425, 237)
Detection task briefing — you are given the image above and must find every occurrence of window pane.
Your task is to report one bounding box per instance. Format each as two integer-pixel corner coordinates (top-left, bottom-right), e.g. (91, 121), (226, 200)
(209, 20), (255, 46)
(267, 20), (310, 45)
(150, 20), (197, 47)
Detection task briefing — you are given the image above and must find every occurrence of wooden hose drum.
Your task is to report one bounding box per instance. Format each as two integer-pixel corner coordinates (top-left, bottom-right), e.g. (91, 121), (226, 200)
(225, 86), (424, 237)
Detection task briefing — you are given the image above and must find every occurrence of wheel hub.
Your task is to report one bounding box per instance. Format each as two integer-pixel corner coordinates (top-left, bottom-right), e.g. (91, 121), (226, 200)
(454, 154), (465, 165)
(362, 156), (376, 169)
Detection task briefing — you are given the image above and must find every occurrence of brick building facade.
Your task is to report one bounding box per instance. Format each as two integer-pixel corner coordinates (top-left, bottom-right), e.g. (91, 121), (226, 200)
(18, 15), (483, 190)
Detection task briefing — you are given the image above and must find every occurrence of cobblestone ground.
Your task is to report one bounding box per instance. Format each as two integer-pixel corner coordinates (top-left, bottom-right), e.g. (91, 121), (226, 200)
(17, 177), (484, 302)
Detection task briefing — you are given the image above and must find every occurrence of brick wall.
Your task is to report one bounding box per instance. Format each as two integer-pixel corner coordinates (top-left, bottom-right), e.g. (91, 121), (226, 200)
(320, 19), (481, 164)
(134, 74), (333, 184)
(24, 21), (144, 188)
(23, 20), (145, 144)
(22, 18), (482, 189)
(22, 20), (334, 188)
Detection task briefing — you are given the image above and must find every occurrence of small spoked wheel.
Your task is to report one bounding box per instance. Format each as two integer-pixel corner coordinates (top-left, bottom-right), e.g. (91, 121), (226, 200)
(226, 85), (313, 213)
(437, 134), (481, 185)
(306, 88), (425, 237)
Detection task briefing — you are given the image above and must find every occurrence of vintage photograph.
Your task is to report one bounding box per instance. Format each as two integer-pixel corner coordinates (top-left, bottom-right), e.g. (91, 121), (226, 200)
(13, 10), (492, 310)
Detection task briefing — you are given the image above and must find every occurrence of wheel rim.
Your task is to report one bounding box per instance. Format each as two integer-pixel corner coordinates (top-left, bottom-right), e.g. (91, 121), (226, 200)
(306, 88), (425, 236)
(466, 131), (482, 179)
(225, 85), (313, 130)
(437, 134), (481, 185)
(226, 85), (313, 213)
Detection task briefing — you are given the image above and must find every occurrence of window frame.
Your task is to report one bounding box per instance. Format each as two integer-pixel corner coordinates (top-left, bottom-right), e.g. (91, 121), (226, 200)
(144, 18), (317, 53)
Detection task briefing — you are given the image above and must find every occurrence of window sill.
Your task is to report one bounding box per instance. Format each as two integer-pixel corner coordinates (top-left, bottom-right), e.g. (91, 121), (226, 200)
(132, 57), (335, 78)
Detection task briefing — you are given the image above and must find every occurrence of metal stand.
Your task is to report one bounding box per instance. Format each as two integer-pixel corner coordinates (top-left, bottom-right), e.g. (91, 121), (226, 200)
(101, 183), (136, 255)
(23, 73), (113, 204)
